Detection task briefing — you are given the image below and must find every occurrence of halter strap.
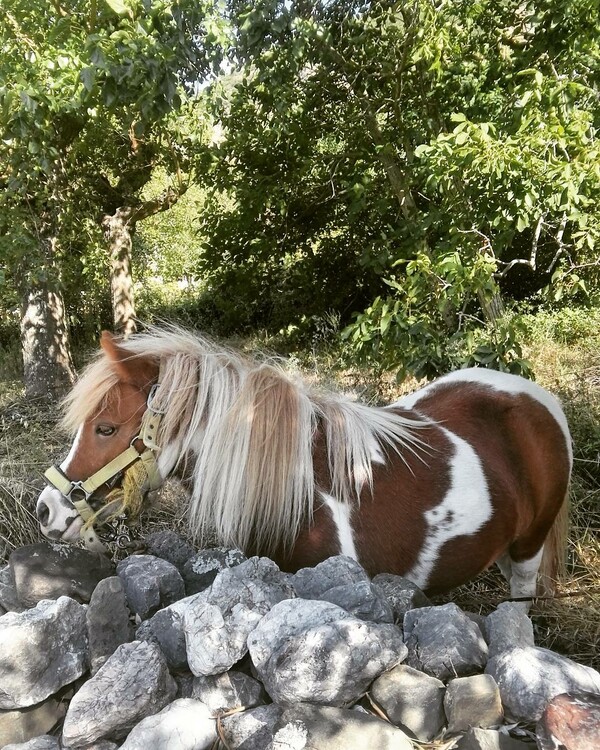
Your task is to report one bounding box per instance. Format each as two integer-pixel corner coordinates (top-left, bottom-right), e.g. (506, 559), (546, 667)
(44, 374), (166, 553)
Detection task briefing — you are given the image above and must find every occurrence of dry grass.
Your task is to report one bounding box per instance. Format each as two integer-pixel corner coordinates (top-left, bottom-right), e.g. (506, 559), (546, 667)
(1, 329), (599, 673)
(0, 385), (59, 558)
(526, 338), (600, 671)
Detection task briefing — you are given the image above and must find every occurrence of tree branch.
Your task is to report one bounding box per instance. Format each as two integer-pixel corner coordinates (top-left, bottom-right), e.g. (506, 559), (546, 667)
(129, 185), (188, 223)
(547, 213), (568, 274)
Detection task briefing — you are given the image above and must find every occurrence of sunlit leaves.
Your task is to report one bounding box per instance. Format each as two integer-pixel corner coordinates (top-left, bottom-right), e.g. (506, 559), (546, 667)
(0, 0), (225, 328)
(205, 0), (600, 370)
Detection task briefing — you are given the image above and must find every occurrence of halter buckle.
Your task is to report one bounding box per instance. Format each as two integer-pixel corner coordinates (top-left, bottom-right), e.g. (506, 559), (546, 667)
(65, 479), (92, 502)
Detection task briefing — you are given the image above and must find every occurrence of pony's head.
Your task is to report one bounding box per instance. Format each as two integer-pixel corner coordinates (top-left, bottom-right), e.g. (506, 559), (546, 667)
(36, 331), (161, 552)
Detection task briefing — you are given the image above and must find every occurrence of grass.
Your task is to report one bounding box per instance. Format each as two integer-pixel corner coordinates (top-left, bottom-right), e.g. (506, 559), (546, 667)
(1, 314), (599, 672)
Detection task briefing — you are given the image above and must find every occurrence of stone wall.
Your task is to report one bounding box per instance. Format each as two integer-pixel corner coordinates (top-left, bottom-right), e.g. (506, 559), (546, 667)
(1, 534), (599, 750)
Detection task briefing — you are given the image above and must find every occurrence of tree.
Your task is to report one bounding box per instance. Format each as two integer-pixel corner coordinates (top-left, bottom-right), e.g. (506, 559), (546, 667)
(199, 0), (600, 375)
(0, 0), (225, 396)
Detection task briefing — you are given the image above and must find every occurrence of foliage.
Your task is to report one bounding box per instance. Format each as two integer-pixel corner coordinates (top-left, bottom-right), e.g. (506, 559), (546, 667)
(523, 305), (600, 346)
(134, 181), (206, 282)
(1, 0), (600, 379)
(0, 0), (226, 345)
(193, 0), (600, 375)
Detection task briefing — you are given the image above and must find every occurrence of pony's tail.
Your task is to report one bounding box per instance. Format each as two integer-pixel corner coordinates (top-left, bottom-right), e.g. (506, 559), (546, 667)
(538, 488), (570, 596)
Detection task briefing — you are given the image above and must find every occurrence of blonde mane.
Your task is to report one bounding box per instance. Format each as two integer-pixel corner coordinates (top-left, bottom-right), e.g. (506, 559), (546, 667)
(63, 326), (428, 555)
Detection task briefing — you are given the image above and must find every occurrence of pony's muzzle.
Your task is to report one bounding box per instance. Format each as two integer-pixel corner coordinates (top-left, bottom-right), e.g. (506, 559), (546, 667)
(36, 498), (50, 527)
(36, 485), (82, 542)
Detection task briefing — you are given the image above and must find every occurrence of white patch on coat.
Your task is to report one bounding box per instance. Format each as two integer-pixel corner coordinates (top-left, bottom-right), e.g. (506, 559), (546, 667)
(36, 426), (84, 540)
(405, 428), (492, 589)
(321, 493), (358, 560)
(367, 433), (386, 465)
(395, 367), (572, 466)
(60, 425), (83, 472)
(495, 552), (512, 583)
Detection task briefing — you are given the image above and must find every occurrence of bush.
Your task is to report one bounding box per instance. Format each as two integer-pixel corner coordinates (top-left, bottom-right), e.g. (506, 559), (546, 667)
(524, 306), (600, 346)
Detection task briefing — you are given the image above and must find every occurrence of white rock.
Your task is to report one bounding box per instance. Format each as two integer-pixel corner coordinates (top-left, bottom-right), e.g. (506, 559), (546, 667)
(0, 597), (88, 709)
(248, 598), (406, 706)
(120, 699), (216, 750)
(485, 646), (600, 722)
(62, 641), (176, 747)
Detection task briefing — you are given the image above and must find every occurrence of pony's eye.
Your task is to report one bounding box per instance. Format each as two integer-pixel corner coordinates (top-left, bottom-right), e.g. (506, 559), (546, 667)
(95, 424), (116, 437)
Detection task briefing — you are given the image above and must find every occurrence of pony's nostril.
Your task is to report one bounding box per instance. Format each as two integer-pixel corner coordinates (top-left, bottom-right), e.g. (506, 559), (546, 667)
(37, 500), (50, 527)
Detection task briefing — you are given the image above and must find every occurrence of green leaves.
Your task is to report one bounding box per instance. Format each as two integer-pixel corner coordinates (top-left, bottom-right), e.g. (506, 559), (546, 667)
(0, 0), (226, 343)
(105, 0), (131, 16)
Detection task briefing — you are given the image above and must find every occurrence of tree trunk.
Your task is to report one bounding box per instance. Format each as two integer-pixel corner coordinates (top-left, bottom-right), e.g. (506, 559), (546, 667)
(20, 265), (76, 401)
(361, 104), (418, 221)
(478, 289), (506, 323)
(101, 189), (185, 339)
(102, 207), (137, 339)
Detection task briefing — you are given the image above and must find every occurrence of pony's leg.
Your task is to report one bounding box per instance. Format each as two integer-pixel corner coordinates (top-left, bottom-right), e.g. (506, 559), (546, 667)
(508, 546), (544, 611)
(495, 552), (512, 584)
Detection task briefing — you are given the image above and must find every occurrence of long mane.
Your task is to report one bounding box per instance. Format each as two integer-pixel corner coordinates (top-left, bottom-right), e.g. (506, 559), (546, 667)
(63, 326), (428, 555)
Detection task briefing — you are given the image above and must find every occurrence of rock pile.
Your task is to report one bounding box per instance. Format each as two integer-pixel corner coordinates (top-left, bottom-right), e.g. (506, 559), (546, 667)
(1, 534), (599, 750)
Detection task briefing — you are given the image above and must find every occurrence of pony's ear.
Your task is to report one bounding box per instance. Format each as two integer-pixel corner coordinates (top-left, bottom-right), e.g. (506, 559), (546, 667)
(100, 330), (124, 359)
(100, 331), (158, 389)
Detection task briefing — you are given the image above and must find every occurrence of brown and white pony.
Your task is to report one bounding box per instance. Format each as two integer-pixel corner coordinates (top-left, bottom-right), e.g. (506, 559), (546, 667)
(37, 326), (572, 600)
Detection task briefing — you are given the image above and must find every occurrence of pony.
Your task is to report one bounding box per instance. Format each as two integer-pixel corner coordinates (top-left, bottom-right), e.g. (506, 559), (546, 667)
(36, 325), (572, 600)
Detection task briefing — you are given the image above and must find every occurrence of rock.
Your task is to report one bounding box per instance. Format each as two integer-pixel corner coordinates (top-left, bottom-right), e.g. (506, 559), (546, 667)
(136, 592), (207, 672)
(190, 671), (266, 714)
(174, 673), (195, 699)
(291, 555), (368, 597)
(371, 573), (431, 621)
(61, 640), (176, 746)
(320, 580), (395, 622)
(119, 698), (217, 750)
(221, 703), (414, 750)
(404, 602), (488, 680)
(220, 704), (283, 750)
(182, 547), (247, 595)
(9, 543), (114, 607)
(248, 598), (406, 706)
(143, 531), (196, 573)
(117, 554), (185, 620)
(484, 603), (535, 659)
(444, 674), (503, 733)
(137, 605), (187, 671)
(465, 611), (488, 639)
(184, 557), (294, 676)
(0, 565), (24, 613)
(536, 691), (600, 750)
(87, 576), (133, 674)
(455, 727), (532, 749)
(0, 698), (65, 747)
(485, 646), (600, 722)
(0, 597), (88, 709)
(370, 663), (445, 741)
(3, 736), (60, 750)
(291, 556), (393, 622)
